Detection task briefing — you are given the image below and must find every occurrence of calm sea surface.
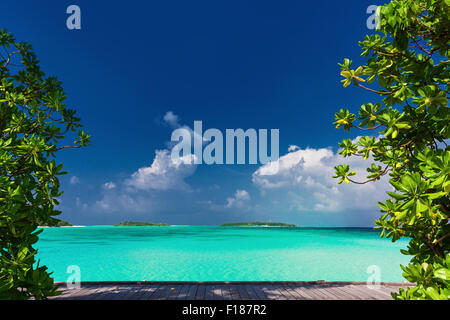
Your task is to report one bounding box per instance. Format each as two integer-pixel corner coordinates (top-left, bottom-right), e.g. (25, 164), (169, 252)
(35, 226), (411, 282)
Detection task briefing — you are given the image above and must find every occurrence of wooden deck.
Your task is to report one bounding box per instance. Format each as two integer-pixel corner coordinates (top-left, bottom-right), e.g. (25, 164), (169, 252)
(51, 282), (413, 300)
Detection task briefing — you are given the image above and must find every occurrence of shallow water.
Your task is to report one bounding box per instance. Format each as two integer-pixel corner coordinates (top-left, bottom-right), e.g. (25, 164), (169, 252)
(35, 226), (411, 282)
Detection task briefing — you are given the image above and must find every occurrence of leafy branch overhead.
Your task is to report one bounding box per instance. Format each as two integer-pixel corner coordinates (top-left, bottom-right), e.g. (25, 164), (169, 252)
(0, 29), (90, 299)
(332, 0), (449, 300)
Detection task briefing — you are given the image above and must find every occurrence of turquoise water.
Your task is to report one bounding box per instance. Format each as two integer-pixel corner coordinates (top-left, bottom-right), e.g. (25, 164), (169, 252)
(35, 226), (411, 282)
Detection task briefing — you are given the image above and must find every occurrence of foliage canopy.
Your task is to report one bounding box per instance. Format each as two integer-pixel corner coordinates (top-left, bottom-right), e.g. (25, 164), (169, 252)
(0, 30), (90, 299)
(333, 0), (449, 300)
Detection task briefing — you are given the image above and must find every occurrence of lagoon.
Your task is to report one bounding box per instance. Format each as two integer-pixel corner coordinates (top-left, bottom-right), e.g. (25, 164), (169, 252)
(36, 226), (410, 282)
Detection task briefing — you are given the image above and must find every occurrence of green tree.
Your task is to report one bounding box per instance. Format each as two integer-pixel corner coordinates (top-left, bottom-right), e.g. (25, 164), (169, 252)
(333, 0), (449, 300)
(0, 30), (90, 300)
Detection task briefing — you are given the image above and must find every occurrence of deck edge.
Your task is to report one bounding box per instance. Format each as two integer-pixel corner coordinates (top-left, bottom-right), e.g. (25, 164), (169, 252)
(54, 280), (414, 286)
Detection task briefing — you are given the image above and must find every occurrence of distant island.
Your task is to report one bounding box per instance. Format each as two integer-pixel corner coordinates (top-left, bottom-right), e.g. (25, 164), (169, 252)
(221, 222), (296, 227)
(39, 218), (73, 227)
(114, 221), (170, 226)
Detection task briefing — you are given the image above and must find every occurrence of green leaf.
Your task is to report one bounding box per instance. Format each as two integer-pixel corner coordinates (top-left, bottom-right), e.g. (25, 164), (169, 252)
(386, 191), (409, 200)
(426, 287), (442, 300)
(434, 268), (450, 281)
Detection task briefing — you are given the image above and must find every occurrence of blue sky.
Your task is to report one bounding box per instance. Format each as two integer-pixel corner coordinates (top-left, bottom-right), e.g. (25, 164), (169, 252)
(1, 0), (389, 226)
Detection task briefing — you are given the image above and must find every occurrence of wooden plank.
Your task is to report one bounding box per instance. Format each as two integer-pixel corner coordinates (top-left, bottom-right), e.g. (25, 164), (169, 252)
(298, 285), (330, 300)
(167, 285), (182, 300)
(118, 285), (142, 300)
(54, 284), (80, 297)
(288, 285), (314, 300)
(50, 283), (411, 300)
(381, 285), (405, 297)
(315, 286), (342, 300)
(92, 286), (122, 300)
(204, 285), (215, 300)
(333, 285), (365, 300)
(236, 285), (251, 300)
(54, 287), (87, 299)
(378, 285), (397, 295)
(110, 286), (141, 300)
(283, 285), (309, 300)
(87, 287), (119, 300)
(261, 285), (283, 300)
(350, 285), (380, 300)
(186, 285), (198, 300)
(274, 285), (297, 300)
(311, 285), (338, 300)
(317, 285), (359, 300)
(136, 285), (160, 300)
(220, 286), (233, 300)
(175, 284), (190, 300)
(283, 285), (304, 300)
(212, 285), (224, 300)
(195, 284), (206, 300)
(251, 285), (269, 300)
(66, 285), (105, 300)
(370, 288), (394, 300)
(135, 286), (156, 300)
(361, 286), (395, 299)
(229, 285), (242, 300)
(103, 286), (129, 300)
(61, 285), (105, 299)
(348, 285), (388, 300)
(153, 285), (173, 300)
(93, 286), (121, 300)
(259, 285), (275, 300)
(273, 284), (291, 300)
(244, 285), (259, 300)
(59, 288), (91, 300)
(124, 286), (152, 300)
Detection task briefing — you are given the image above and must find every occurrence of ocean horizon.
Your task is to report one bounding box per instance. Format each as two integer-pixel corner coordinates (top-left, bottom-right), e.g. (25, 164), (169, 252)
(36, 226), (410, 283)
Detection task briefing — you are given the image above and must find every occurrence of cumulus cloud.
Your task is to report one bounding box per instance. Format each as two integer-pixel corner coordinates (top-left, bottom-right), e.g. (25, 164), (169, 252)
(288, 145), (300, 152)
(163, 111), (180, 128)
(252, 146), (389, 213)
(163, 111), (205, 153)
(226, 189), (251, 208)
(92, 111), (198, 213)
(125, 150), (196, 191)
(102, 182), (116, 190)
(163, 110), (204, 147)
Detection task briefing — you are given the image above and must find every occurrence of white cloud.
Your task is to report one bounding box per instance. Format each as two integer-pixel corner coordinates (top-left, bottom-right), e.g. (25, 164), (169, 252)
(288, 145), (300, 152)
(162, 111), (204, 149)
(92, 111), (198, 213)
(70, 176), (80, 184)
(163, 111), (180, 128)
(226, 189), (251, 208)
(164, 112), (205, 152)
(252, 146), (389, 212)
(122, 111), (199, 192)
(125, 149), (196, 191)
(103, 182), (116, 190)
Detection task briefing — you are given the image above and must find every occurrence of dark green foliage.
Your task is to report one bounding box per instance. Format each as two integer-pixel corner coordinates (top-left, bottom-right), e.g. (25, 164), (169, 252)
(114, 221), (170, 226)
(221, 222), (296, 227)
(38, 218), (73, 227)
(333, 0), (449, 299)
(0, 30), (90, 299)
